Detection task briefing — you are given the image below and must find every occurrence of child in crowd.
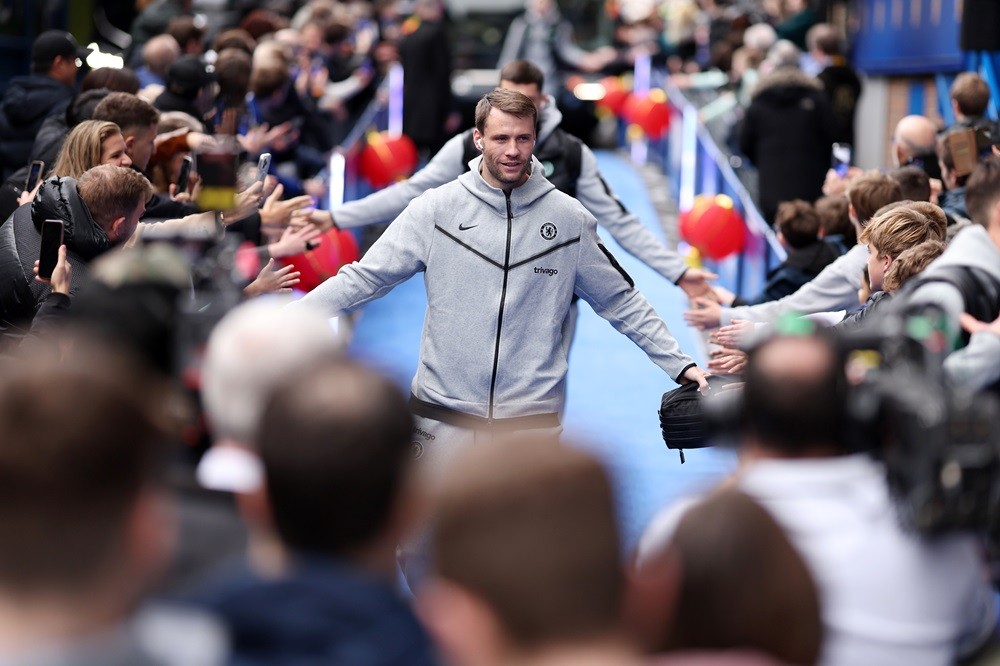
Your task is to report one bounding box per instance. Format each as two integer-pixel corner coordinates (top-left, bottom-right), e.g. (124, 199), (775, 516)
(715, 199), (839, 306)
(837, 204), (947, 330)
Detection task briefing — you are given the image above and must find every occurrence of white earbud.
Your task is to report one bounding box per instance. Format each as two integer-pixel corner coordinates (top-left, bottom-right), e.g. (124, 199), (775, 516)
(476, 141), (483, 150)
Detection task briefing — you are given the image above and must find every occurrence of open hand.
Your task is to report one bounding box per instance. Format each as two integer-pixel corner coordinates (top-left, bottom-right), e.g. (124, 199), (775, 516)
(683, 297), (722, 330)
(244, 258), (301, 297)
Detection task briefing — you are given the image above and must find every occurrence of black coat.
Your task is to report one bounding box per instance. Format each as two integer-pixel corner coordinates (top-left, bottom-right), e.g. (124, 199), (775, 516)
(31, 113), (71, 166)
(399, 18), (452, 152)
(739, 69), (837, 224)
(153, 90), (203, 121)
(818, 64), (862, 146)
(0, 75), (75, 180)
(0, 176), (111, 340)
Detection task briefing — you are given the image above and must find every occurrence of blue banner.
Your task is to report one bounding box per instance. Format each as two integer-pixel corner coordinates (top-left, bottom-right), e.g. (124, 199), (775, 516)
(852, 0), (965, 74)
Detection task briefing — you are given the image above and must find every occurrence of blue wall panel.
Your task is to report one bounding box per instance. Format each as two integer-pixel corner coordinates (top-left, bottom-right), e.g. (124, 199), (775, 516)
(852, 0), (965, 74)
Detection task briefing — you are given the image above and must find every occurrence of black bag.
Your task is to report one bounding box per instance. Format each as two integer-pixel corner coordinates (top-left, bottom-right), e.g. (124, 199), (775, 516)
(659, 375), (740, 463)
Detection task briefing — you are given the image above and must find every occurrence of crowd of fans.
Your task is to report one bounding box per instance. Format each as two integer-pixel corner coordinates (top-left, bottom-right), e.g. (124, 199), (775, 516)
(0, 1), (997, 665)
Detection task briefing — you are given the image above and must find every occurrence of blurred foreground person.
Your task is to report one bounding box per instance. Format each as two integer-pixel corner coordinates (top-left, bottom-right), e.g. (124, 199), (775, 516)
(198, 358), (438, 665)
(636, 490), (822, 665)
(419, 437), (640, 666)
(0, 337), (225, 665)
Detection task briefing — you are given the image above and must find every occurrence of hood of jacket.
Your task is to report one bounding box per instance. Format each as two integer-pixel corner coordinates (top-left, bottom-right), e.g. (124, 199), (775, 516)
(537, 94), (563, 146)
(30, 176), (112, 262)
(785, 239), (840, 276)
(927, 223), (1000, 283)
(0, 75), (74, 128)
(750, 67), (822, 104)
(458, 154), (557, 219)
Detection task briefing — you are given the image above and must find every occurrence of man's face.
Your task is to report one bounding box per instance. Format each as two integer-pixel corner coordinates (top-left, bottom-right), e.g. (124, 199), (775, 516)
(473, 108), (535, 191)
(50, 55), (79, 87)
(499, 80), (546, 115)
(126, 124), (157, 172)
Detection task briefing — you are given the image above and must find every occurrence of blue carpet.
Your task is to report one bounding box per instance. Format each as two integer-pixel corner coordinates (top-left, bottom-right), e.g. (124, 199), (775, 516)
(348, 150), (736, 553)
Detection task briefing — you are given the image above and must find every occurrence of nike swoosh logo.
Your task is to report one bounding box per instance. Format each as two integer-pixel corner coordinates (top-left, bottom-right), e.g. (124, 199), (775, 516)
(458, 223), (478, 231)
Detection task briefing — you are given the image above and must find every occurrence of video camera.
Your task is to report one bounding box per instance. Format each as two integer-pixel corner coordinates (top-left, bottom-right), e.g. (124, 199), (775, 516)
(837, 309), (1000, 542)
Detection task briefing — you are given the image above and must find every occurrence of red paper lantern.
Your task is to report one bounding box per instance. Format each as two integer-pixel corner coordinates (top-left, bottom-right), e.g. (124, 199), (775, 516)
(281, 228), (361, 292)
(358, 131), (418, 188)
(596, 77), (630, 116)
(621, 93), (641, 123)
(679, 194), (746, 260)
(628, 91), (671, 139)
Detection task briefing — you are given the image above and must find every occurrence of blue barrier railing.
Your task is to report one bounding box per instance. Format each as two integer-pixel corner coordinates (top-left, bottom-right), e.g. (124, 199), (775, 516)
(642, 76), (786, 302)
(328, 67), (397, 209)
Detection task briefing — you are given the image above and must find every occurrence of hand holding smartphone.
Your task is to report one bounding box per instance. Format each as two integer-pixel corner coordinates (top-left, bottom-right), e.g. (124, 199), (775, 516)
(24, 160), (44, 193)
(38, 219), (64, 280)
(831, 143), (852, 178)
(175, 155), (194, 195)
(257, 153), (271, 184)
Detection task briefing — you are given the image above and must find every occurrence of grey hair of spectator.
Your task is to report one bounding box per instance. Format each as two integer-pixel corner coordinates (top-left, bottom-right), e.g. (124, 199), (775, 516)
(743, 22), (778, 53)
(763, 40), (801, 72)
(201, 299), (344, 444)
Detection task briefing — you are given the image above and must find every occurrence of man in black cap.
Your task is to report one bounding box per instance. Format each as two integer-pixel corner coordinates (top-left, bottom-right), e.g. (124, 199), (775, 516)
(153, 54), (217, 121)
(0, 31), (92, 180)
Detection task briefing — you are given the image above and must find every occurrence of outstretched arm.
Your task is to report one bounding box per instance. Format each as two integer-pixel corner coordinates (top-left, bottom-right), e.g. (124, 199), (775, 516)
(299, 200), (434, 316)
(573, 215), (705, 387)
(330, 132), (469, 230)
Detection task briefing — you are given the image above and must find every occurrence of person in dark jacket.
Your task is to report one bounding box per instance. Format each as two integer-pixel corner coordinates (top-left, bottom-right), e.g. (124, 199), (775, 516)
(0, 31), (92, 180)
(739, 58), (837, 225)
(153, 55), (218, 122)
(197, 358), (438, 666)
(0, 89), (112, 224)
(0, 165), (152, 343)
(729, 200), (839, 306)
(808, 24), (862, 146)
(399, 0), (453, 156)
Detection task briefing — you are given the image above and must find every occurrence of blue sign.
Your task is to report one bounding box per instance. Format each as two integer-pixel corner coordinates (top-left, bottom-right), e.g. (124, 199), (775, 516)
(852, 0), (965, 74)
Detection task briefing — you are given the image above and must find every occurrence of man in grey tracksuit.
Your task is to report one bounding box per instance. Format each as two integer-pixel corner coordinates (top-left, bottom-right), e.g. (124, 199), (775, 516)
(313, 60), (714, 299)
(301, 89), (708, 465)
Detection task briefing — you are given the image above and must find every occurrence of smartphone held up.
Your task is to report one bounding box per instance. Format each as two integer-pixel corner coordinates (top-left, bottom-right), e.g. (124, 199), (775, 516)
(831, 143), (852, 178)
(24, 160), (44, 193)
(38, 219), (64, 280)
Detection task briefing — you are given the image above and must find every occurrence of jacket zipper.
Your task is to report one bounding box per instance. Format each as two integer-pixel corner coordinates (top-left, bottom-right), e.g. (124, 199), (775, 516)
(487, 191), (514, 422)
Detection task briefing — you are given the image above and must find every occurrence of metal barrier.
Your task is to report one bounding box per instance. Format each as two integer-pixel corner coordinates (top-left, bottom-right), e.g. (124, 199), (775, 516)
(645, 75), (786, 301)
(327, 64), (400, 209)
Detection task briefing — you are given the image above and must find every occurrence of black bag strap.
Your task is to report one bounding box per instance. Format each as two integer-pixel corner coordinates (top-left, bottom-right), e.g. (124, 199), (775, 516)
(904, 265), (1000, 346)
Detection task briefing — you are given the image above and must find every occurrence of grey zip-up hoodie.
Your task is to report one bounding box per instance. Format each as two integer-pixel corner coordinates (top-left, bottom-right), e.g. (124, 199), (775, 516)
(903, 224), (1000, 390)
(302, 155), (696, 419)
(333, 98), (690, 283)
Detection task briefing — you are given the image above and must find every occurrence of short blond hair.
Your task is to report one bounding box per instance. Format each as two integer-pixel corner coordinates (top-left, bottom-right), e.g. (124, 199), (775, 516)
(859, 205), (945, 261)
